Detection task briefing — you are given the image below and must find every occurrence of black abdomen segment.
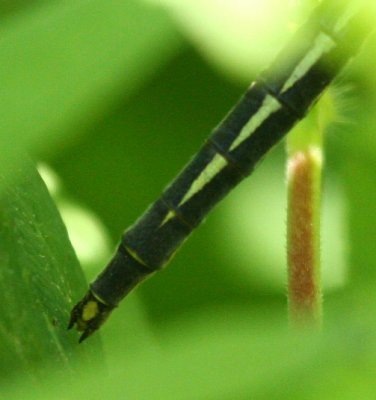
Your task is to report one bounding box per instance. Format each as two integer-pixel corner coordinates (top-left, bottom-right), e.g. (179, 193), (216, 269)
(90, 245), (152, 307)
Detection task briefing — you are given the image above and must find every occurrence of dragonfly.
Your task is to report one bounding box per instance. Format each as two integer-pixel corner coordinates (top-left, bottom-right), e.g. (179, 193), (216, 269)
(69, 0), (372, 342)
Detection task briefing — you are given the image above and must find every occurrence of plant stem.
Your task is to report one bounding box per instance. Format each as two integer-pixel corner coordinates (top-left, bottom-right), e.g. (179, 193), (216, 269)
(286, 106), (325, 328)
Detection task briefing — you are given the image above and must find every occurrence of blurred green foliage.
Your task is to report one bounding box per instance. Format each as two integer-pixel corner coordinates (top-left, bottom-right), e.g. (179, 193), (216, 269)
(1, 0), (376, 398)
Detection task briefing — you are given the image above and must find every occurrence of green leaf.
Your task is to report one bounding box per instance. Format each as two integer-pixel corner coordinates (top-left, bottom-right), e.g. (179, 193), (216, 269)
(148, 0), (313, 80)
(0, 0), (45, 18)
(0, 0), (182, 170)
(0, 157), (102, 383)
(4, 298), (376, 399)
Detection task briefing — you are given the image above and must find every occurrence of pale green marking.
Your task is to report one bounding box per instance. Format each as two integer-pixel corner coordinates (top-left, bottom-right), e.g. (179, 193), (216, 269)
(281, 32), (336, 94)
(160, 153), (229, 227)
(229, 95), (281, 151)
(82, 301), (99, 322)
(179, 153), (228, 206)
(160, 210), (176, 226)
(125, 245), (149, 267)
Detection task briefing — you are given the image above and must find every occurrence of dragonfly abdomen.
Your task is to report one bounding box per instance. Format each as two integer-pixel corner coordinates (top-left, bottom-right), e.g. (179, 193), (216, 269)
(69, 1), (373, 342)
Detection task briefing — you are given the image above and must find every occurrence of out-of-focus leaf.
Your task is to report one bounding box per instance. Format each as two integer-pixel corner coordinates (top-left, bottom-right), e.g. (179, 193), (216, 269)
(145, 0), (315, 81)
(0, 0), (50, 18)
(0, 157), (102, 383)
(0, 0), (32, 17)
(4, 293), (376, 399)
(38, 163), (113, 279)
(0, 0), (182, 172)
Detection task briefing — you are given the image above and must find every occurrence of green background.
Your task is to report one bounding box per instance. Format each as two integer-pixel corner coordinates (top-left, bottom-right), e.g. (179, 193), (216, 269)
(1, 0), (376, 398)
